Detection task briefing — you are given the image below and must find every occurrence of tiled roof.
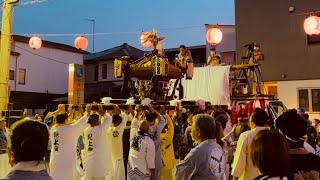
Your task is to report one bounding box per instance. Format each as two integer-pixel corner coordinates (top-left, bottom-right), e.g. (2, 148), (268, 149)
(165, 45), (206, 52)
(84, 43), (145, 61)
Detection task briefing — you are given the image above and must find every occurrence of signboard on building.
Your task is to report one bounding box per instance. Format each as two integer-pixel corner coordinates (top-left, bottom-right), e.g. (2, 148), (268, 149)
(68, 64), (85, 104)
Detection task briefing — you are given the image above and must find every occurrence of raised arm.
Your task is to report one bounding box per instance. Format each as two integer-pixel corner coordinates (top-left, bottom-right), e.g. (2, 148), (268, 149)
(164, 113), (174, 139)
(72, 104), (90, 133)
(101, 112), (112, 130)
(115, 104), (130, 130)
(67, 104), (75, 120)
(127, 104), (135, 117)
(44, 104), (65, 121)
(130, 110), (142, 139)
(118, 111), (129, 130)
(148, 104), (165, 131)
(222, 124), (236, 141)
(92, 104), (112, 130)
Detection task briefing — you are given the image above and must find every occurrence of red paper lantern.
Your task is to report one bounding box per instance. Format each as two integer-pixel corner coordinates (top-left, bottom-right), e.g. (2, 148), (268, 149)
(29, 36), (42, 50)
(304, 15), (320, 36)
(206, 27), (223, 45)
(140, 32), (153, 48)
(74, 35), (88, 50)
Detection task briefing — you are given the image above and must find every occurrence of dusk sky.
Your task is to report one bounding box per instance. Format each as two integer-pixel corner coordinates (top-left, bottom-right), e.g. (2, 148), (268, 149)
(10, 0), (235, 52)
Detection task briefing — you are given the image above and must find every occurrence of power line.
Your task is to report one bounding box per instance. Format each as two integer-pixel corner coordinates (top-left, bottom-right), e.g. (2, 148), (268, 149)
(13, 44), (69, 65)
(14, 0), (48, 7)
(290, 10), (320, 16)
(159, 25), (203, 31)
(15, 25), (204, 37)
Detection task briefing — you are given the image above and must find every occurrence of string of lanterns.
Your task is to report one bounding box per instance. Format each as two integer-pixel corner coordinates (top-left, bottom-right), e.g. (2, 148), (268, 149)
(26, 25), (204, 50)
(27, 14), (320, 51)
(29, 35), (89, 50)
(28, 25), (224, 50)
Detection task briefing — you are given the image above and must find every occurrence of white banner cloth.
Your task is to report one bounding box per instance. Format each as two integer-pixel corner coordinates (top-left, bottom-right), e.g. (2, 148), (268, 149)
(183, 66), (230, 105)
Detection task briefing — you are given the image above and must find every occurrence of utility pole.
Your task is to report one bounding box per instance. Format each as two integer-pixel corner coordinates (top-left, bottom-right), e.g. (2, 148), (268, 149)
(84, 19), (95, 52)
(0, 0), (19, 117)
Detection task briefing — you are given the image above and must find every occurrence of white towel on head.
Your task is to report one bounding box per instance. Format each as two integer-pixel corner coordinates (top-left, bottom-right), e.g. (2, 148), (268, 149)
(101, 97), (112, 105)
(196, 99), (206, 110)
(126, 97), (135, 105)
(141, 98), (152, 106)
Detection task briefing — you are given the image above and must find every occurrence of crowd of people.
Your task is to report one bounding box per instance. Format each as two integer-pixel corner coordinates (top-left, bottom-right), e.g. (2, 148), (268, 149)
(0, 102), (320, 180)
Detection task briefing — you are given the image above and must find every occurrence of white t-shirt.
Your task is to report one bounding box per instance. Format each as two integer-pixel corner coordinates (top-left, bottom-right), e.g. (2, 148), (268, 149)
(107, 111), (128, 161)
(83, 113), (113, 177)
(49, 115), (89, 180)
(232, 126), (268, 180)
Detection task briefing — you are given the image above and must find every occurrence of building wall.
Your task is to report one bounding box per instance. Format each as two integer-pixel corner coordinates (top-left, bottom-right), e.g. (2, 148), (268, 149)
(9, 54), (19, 92)
(85, 60), (121, 84)
(278, 79), (320, 119)
(85, 64), (95, 83)
(235, 0), (320, 81)
(10, 41), (84, 94)
(221, 52), (236, 65)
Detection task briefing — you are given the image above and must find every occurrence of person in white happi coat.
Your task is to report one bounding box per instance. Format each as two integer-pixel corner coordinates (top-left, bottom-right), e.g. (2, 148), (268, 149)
(83, 105), (114, 180)
(107, 105), (132, 180)
(49, 104), (90, 180)
(128, 109), (155, 180)
(0, 118), (10, 178)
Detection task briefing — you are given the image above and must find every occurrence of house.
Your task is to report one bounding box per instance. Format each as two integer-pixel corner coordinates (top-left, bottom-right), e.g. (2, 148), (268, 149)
(235, 0), (320, 119)
(84, 43), (145, 102)
(7, 34), (88, 114)
(165, 25), (236, 67)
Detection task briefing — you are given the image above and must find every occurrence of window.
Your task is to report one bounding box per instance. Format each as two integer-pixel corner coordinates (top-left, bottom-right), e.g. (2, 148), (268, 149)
(94, 65), (99, 81)
(9, 70), (14, 80)
(221, 52), (236, 65)
(102, 64), (108, 79)
(269, 101), (286, 117)
(312, 89), (320, 112)
(298, 88), (320, 112)
(18, 68), (26, 85)
(267, 85), (278, 99)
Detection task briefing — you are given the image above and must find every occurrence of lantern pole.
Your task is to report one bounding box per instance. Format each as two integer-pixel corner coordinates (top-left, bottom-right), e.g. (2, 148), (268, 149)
(0, 0), (19, 117)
